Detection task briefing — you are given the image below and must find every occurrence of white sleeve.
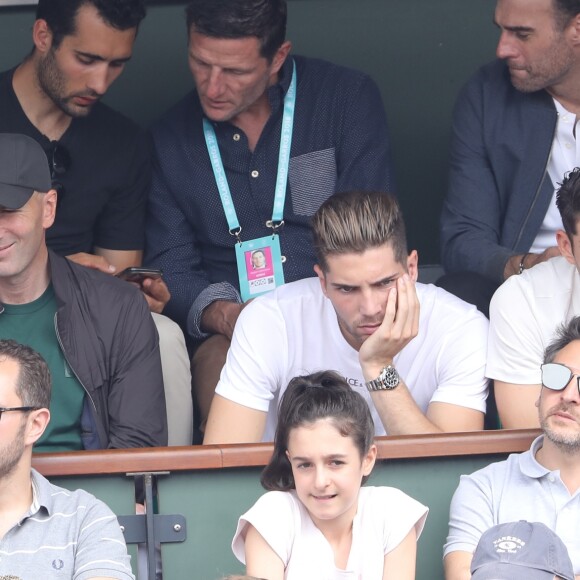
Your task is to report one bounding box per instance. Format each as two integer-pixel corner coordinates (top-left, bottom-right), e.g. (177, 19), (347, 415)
(232, 491), (297, 566)
(486, 278), (544, 384)
(374, 487), (429, 554)
(429, 311), (489, 413)
(443, 470), (494, 557)
(215, 296), (288, 411)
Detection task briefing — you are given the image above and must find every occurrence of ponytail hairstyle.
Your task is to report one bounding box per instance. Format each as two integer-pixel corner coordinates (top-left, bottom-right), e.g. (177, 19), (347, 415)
(261, 371), (375, 491)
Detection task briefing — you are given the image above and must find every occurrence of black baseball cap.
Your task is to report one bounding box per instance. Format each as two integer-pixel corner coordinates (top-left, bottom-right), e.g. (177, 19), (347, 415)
(0, 133), (52, 209)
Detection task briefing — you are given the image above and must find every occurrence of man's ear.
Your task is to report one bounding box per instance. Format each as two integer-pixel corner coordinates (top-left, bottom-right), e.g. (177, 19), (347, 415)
(406, 250), (419, 282)
(25, 408), (50, 446)
(42, 190), (58, 229)
(314, 264), (328, 297)
(566, 13), (580, 45)
(32, 19), (54, 55)
(556, 229), (575, 265)
(270, 40), (292, 77)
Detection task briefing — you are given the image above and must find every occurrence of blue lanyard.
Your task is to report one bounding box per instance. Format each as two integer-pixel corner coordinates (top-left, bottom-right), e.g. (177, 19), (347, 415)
(203, 60), (296, 239)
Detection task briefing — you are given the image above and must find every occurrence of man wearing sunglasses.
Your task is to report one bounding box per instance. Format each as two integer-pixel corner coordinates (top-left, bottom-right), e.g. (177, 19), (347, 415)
(0, 0), (193, 445)
(0, 339), (135, 579)
(0, 133), (167, 451)
(487, 167), (580, 429)
(444, 316), (580, 580)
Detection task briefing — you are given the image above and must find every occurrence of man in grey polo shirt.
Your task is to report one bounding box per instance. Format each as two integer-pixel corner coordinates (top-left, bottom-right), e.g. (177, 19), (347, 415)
(443, 316), (580, 580)
(0, 339), (134, 579)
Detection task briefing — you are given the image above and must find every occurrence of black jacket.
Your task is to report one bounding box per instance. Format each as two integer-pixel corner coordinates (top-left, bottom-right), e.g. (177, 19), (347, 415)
(49, 251), (167, 449)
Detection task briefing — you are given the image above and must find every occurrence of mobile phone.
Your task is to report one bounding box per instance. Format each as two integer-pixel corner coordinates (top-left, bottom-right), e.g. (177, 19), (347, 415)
(116, 267), (163, 283)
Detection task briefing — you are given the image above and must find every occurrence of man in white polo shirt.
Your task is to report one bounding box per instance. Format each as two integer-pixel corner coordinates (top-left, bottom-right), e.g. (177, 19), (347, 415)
(0, 339), (133, 579)
(204, 190), (489, 443)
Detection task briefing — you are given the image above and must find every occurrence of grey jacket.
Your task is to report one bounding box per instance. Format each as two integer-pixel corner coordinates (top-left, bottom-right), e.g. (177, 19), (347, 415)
(440, 59), (557, 283)
(49, 251), (167, 449)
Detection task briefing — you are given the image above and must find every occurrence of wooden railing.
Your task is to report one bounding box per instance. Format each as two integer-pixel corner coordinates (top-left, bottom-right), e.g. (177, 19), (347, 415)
(32, 428), (539, 476)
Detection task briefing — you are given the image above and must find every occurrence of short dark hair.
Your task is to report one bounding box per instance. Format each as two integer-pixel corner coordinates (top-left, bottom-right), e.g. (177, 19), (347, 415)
(260, 371), (375, 491)
(0, 340), (51, 409)
(553, 0), (580, 28)
(556, 167), (580, 238)
(544, 316), (580, 363)
(312, 190), (408, 272)
(185, 0), (287, 61)
(36, 0), (146, 48)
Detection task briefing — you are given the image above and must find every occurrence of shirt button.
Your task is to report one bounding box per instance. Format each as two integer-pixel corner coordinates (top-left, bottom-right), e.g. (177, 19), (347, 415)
(281, 255), (287, 263)
(233, 133), (240, 141)
(251, 170), (259, 178)
(548, 475), (555, 483)
(565, 142), (573, 149)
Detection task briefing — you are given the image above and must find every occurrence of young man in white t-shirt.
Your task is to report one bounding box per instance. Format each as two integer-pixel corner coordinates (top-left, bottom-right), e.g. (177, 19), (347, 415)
(488, 167), (580, 428)
(204, 191), (489, 443)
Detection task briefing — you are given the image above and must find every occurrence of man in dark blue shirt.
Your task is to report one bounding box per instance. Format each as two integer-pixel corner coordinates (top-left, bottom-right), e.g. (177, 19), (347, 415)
(145, 0), (394, 428)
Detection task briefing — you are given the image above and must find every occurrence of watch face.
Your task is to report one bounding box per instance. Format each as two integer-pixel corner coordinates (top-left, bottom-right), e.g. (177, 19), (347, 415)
(366, 365), (400, 391)
(382, 366), (399, 388)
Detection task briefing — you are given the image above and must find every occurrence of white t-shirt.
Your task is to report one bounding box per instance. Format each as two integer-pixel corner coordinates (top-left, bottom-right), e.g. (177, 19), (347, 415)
(232, 486), (428, 580)
(529, 98), (571, 253)
(487, 256), (580, 384)
(215, 278), (489, 440)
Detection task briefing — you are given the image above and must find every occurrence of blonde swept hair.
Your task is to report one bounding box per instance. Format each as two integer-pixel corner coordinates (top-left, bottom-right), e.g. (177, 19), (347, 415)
(312, 190), (408, 271)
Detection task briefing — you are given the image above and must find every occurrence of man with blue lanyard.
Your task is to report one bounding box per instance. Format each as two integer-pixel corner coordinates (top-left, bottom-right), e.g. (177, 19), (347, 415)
(145, 0), (395, 430)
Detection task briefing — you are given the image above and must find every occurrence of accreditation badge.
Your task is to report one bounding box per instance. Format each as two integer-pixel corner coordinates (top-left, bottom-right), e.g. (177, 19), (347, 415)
(235, 235), (285, 302)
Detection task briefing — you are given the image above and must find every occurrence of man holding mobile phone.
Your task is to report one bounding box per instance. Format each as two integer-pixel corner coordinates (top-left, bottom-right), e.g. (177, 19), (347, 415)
(204, 191), (489, 443)
(0, 0), (193, 444)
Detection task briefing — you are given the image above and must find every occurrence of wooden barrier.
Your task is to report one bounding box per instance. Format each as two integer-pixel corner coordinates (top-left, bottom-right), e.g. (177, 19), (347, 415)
(33, 429), (539, 580)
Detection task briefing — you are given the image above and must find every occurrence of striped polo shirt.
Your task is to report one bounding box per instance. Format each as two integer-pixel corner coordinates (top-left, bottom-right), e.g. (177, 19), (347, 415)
(0, 469), (134, 579)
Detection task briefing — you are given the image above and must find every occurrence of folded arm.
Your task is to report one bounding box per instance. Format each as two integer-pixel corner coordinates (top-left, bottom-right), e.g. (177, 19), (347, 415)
(108, 288), (168, 448)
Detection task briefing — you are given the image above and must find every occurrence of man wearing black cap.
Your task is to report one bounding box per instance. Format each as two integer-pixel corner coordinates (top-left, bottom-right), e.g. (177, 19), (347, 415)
(444, 316), (580, 579)
(0, 133), (167, 451)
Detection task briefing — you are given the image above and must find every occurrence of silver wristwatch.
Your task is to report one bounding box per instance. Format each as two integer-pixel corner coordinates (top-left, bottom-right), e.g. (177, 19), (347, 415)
(365, 365), (400, 391)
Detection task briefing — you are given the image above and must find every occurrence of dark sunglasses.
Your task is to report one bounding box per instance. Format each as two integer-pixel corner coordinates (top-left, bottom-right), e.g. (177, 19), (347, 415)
(540, 362), (580, 394)
(0, 406), (41, 420)
(47, 140), (71, 200)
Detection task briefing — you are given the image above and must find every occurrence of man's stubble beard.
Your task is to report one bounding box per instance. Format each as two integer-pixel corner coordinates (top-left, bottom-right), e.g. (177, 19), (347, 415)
(36, 49), (93, 118)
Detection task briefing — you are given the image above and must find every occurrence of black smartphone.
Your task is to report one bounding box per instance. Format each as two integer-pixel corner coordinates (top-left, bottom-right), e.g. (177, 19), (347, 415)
(116, 267), (163, 284)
